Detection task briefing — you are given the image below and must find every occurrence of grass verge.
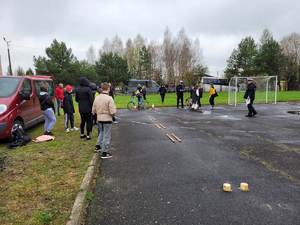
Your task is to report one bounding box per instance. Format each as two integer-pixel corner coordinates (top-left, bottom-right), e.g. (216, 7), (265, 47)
(114, 91), (300, 108)
(0, 112), (95, 225)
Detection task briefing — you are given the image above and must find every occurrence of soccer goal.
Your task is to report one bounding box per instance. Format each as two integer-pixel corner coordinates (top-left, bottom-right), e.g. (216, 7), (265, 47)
(228, 76), (278, 106)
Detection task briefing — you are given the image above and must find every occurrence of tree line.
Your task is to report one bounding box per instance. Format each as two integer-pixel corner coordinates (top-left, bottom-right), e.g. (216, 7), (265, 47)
(225, 29), (300, 89)
(29, 27), (207, 86)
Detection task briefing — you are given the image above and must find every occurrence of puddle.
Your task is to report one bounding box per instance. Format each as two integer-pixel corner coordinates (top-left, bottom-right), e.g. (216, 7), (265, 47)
(216, 115), (242, 121)
(202, 110), (212, 115)
(287, 110), (300, 115)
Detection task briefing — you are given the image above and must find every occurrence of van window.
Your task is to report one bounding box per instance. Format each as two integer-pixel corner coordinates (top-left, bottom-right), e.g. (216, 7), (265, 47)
(21, 79), (32, 95)
(0, 77), (21, 97)
(35, 80), (54, 96)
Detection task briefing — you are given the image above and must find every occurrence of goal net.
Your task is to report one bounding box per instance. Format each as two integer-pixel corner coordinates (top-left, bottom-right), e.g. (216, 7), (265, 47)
(228, 76), (278, 106)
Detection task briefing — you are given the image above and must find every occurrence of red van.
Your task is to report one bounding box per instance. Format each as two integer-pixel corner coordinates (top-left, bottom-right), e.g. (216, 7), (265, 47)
(0, 75), (54, 140)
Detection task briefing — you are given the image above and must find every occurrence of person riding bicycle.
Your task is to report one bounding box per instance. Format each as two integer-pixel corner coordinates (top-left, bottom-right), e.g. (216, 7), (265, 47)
(136, 84), (143, 107)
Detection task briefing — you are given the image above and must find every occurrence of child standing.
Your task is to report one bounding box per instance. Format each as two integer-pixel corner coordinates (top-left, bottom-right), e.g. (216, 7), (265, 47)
(63, 85), (79, 132)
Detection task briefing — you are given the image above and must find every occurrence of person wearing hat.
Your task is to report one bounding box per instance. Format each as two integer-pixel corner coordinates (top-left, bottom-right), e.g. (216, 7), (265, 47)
(63, 85), (79, 132)
(244, 78), (257, 117)
(176, 80), (185, 108)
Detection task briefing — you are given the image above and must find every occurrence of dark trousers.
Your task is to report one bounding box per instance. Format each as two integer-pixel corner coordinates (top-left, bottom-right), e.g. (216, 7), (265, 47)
(198, 98), (202, 108)
(56, 99), (62, 116)
(247, 99), (257, 116)
(80, 112), (93, 136)
(209, 95), (215, 107)
(177, 94), (184, 108)
(64, 113), (74, 129)
(160, 94), (165, 103)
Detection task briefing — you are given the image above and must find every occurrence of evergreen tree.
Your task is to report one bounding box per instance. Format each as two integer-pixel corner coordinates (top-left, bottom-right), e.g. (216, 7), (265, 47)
(95, 53), (130, 86)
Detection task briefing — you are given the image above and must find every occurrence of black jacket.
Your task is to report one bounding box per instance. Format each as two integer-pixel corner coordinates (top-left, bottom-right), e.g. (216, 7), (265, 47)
(39, 92), (55, 111)
(176, 84), (185, 95)
(63, 92), (75, 114)
(75, 78), (94, 113)
(244, 83), (256, 100)
(159, 86), (167, 95)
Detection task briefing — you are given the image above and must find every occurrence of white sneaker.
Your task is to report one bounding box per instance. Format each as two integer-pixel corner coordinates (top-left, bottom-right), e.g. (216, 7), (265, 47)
(70, 127), (79, 131)
(66, 128), (70, 133)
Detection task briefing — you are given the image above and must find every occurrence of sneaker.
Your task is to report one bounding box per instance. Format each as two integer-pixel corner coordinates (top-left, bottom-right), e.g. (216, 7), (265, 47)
(101, 152), (112, 159)
(66, 128), (70, 133)
(94, 145), (101, 152)
(80, 134), (86, 139)
(44, 131), (53, 136)
(73, 127), (79, 131)
(113, 120), (119, 124)
(86, 136), (91, 140)
(245, 114), (253, 117)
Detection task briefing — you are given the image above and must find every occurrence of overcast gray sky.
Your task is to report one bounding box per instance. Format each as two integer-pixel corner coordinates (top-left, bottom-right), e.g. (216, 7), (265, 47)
(0, 0), (299, 76)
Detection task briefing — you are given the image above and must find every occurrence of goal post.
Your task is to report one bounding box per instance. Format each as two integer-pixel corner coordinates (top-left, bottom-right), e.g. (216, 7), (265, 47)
(228, 76), (278, 106)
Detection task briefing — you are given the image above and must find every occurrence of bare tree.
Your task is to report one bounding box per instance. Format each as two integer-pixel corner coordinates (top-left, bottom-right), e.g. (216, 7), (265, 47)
(125, 38), (135, 73)
(86, 45), (96, 64)
(148, 40), (164, 83)
(16, 66), (25, 76)
(111, 35), (124, 56)
(281, 33), (300, 85)
(175, 28), (192, 80)
(163, 27), (176, 84)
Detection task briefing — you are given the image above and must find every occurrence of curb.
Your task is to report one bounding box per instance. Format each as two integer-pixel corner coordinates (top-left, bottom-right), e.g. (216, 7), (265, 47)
(66, 153), (100, 225)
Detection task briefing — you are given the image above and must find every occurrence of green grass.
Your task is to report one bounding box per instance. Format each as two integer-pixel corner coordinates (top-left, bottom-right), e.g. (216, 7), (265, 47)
(0, 90), (299, 224)
(0, 112), (95, 225)
(114, 91), (300, 108)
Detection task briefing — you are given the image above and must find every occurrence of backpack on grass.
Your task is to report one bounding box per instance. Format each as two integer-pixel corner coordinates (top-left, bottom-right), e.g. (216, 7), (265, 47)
(8, 124), (31, 149)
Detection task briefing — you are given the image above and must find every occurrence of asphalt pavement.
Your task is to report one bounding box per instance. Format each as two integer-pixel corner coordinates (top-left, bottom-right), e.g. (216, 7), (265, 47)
(87, 103), (300, 225)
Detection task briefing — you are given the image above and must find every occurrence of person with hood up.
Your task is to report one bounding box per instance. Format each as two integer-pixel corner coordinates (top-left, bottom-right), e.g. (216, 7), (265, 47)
(38, 83), (56, 136)
(244, 78), (257, 117)
(75, 77), (94, 140)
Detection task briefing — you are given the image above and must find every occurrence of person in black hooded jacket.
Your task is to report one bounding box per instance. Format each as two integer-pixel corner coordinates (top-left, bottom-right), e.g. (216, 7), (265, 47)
(38, 83), (56, 135)
(244, 78), (257, 117)
(75, 77), (94, 140)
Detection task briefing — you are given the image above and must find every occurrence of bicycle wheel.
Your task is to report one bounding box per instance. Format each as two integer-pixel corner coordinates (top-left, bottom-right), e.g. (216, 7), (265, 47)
(142, 100), (149, 110)
(127, 101), (136, 111)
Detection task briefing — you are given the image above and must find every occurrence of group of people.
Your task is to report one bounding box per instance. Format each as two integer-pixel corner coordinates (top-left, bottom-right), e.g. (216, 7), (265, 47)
(172, 79), (256, 116)
(173, 80), (218, 110)
(38, 78), (117, 159)
(37, 77), (257, 159)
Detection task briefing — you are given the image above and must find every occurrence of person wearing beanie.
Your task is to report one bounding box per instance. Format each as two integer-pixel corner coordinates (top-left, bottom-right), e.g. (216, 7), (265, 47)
(63, 85), (79, 132)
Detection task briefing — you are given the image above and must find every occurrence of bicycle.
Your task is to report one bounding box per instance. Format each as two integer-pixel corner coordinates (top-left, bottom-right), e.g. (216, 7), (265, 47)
(127, 96), (149, 111)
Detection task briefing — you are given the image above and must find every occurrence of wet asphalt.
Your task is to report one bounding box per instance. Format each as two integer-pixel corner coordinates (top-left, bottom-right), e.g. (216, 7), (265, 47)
(87, 103), (300, 225)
